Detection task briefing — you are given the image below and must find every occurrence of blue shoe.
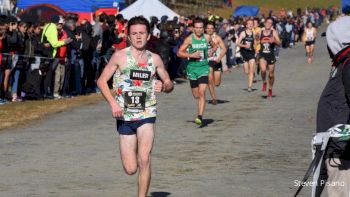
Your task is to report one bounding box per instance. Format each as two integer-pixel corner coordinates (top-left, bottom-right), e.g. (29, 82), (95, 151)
(95, 87), (101, 94)
(0, 99), (7, 105)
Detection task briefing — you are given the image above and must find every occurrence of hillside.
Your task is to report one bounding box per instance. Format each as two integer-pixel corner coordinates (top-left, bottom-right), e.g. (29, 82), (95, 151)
(212, 0), (340, 18)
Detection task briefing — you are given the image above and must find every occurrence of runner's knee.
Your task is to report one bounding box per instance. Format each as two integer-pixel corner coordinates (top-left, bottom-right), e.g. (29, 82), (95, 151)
(138, 155), (150, 169)
(198, 90), (205, 98)
(123, 164), (137, 175)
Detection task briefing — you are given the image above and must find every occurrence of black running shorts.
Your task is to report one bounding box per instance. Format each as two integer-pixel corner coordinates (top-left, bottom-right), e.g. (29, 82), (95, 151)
(259, 53), (276, 65)
(240, 49), (256, 62)
(190, 76), (209, 88)
(305, 40), (315, 46)
(209, 60), (222, 71)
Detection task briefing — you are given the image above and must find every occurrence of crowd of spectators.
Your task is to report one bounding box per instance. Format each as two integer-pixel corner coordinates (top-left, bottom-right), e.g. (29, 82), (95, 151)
(0, 6), (338, 104)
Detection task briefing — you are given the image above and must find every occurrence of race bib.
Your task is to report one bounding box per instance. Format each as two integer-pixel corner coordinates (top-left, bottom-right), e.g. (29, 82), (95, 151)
(199, 50), (205, 61)
(246, 41), (252, 50)
(262, 43), (270, 53)
(124, 91), (146, 112)
(130, 69), (151, 81)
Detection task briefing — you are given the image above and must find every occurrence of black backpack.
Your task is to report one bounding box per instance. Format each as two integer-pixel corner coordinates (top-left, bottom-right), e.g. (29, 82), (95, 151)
(23, 69), (43, 100)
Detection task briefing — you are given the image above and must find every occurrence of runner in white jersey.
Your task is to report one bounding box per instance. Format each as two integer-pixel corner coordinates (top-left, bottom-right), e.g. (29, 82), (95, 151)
(302, 21), (317, 64)
(205, 21), (227, 105)
(97, 16), (173, 197)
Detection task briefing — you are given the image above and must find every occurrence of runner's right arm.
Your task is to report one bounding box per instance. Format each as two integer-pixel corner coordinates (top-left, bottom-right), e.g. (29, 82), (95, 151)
(301, 31), (306, 45)
(177, 36), (201, 59)
(236, 31), (247, 49)
(97, 51), (123, 118)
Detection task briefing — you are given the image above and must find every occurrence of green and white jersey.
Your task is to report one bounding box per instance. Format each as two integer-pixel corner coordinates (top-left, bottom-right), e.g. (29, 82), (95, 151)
(188, 34), (209, 67)
(113, 47), (157, 121)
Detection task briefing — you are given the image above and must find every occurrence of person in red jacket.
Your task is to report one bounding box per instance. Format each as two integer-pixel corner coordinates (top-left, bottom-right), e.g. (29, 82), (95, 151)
(54, 19), (68, 99)
(113, 14), (127, 50)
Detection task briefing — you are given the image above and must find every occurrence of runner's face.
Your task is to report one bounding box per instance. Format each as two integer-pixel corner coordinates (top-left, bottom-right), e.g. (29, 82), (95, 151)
(205, 24), (215, 35)
(307, 22), (312, 28)
(193, 22), (204, 37)
(246, 21), (253, 30)
(128, 24), (150, 49)
(253, 20), (259, 27)
(265, 19), (273, 30)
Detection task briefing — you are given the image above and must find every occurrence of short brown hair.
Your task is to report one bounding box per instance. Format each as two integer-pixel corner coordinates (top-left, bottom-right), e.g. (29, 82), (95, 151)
(127, 16), (150, 35)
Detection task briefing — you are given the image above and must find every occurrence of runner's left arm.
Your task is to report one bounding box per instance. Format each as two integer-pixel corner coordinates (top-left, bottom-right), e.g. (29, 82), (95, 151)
(273, 30), (281, 46)
(153, 54), (174, 93)
(215, 36), (227, 63)
(313, 28), (317, 40)
(206, 34), (218, 56)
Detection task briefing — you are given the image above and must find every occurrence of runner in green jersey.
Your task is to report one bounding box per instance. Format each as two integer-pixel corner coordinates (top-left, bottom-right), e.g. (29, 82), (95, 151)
(177, 18), (217, 126)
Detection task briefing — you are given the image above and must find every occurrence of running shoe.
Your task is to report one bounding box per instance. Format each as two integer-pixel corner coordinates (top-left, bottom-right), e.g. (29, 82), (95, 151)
(247, 87), (252, 92)
(210, 99), (217, 105)
(194, 118), (202, 126)
(0, 99), (6, 105)
(268, 89), (273, 97)
(262, 82), (267, 92)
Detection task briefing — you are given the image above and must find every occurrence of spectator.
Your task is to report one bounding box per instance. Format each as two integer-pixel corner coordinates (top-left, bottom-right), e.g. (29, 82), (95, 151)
(54, 18), (68, 99)
(41, 15), (72, 98)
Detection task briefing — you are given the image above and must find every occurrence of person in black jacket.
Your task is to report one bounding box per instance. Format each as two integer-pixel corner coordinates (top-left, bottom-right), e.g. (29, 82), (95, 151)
(0, 17), (7, 104)
(1, 16), (16, 101)
(22, 23), (45, 100)
(5, 16), (22, 101)
(315, 15), (350, 197)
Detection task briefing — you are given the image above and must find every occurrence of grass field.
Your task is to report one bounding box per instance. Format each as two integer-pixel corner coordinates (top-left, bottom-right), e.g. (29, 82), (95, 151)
(213, 0), (341, 18)
(0, 94), (103, 131)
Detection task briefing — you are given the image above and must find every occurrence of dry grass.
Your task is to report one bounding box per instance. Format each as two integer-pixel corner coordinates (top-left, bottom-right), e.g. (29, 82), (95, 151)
(0, 94), (103, 131)
(213, 0), (340, 18)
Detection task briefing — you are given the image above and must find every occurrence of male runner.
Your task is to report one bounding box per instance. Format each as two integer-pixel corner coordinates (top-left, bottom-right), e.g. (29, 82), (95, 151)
(237, 19), (256, 92)
(253, 18), (262, 76)
(257, 17), (281, 97)
(177, 18), (216, 126)
(97, 16), (173, 197)
(205, 21), (227, 105)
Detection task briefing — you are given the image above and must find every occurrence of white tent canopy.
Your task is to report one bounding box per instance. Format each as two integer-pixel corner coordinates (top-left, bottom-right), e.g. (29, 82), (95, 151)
(120, 0), (179, 21)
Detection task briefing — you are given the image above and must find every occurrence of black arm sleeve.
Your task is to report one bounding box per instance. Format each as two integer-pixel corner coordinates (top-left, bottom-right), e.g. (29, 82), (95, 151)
(342, 61), (350, 101)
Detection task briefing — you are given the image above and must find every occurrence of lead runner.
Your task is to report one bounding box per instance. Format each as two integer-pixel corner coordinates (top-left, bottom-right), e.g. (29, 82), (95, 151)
(97, 16), (173, 197)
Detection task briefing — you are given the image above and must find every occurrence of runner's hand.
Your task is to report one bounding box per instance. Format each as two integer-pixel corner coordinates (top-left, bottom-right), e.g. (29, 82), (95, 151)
(154, 80), (163, 92)
(110, 101), (123, 118)
(190, 51), (201, 59)
(208, 50), (214, 57)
